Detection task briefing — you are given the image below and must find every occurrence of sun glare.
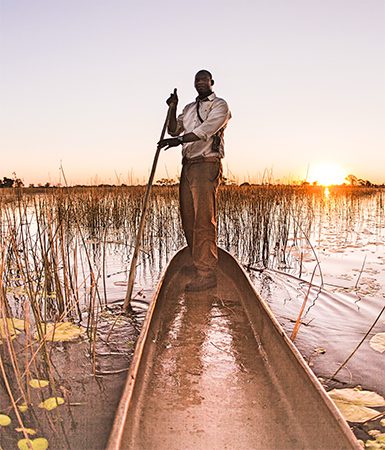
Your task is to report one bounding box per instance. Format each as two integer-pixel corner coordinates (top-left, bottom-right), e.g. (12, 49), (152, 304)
(307, 163), (347, 186)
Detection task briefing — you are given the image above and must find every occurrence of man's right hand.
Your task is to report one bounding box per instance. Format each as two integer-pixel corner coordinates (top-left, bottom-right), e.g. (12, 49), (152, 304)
(157, 137), (182, 150)
(166, 88), (178, 107)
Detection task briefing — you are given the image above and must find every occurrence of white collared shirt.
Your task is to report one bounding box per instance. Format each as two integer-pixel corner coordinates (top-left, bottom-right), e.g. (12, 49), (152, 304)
(169, 92), (231, 159)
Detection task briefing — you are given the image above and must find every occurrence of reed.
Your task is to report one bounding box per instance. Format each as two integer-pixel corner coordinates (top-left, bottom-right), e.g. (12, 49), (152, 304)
(0, 184), (384, 444)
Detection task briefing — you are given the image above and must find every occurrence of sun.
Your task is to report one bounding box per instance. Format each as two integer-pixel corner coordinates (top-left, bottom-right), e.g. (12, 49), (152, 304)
(307, 162), (347, 186)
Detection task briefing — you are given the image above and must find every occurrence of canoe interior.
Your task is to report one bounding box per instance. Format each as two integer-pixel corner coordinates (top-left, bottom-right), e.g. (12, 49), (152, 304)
(108, 247), (360, 450)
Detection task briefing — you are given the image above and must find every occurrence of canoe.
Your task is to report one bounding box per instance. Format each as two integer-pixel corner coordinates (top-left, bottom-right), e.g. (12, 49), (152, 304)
(107, 247), (360, 450)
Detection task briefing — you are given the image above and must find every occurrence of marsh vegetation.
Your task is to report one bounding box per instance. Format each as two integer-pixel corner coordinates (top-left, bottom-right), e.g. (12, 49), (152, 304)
(1, 185), (384, 448)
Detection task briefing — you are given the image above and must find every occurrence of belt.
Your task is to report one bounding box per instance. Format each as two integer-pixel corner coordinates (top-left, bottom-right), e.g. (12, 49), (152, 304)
(182, 156), (220, 165)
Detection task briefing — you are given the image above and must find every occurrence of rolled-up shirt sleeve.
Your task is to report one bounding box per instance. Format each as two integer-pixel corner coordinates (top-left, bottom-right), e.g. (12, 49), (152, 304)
(192, 100), (231, 141)
(168, 111), (185, 137)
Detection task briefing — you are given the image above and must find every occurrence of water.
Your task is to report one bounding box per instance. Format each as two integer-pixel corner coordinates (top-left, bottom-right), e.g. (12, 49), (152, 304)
(1, 186), (385, 448)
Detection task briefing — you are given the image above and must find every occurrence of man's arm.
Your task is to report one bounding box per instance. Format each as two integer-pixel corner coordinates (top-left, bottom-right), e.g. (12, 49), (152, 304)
(159, 88), (201, 149)
(168, 106), (178, 135)
(157, 132), (199, 150)
(167, 88), (179, 135)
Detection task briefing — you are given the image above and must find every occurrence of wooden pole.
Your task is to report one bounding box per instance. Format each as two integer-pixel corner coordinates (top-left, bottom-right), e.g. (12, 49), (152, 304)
(123, 105), (172, 311)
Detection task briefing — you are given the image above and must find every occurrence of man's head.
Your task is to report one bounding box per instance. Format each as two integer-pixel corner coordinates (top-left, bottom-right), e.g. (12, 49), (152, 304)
(194, 70), (214, 97)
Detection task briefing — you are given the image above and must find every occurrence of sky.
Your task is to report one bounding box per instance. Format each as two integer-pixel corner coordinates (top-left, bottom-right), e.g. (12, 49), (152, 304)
(1, 0), (384, 185)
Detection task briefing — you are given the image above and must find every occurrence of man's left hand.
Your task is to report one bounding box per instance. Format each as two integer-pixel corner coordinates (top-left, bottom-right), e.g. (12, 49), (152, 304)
(157, 138), (182, 150)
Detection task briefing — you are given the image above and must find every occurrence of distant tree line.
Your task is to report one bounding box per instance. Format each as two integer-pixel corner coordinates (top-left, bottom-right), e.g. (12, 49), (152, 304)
(0, 175), (54, 188)
(0, 174), (383, 189)
(345, 174), (376, 187)
(0, 176), (24, 188)
(300, 175), (383, 188)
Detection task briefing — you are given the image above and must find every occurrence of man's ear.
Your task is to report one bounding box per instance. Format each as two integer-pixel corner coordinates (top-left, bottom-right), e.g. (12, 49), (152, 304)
(211, 79), (215, 86)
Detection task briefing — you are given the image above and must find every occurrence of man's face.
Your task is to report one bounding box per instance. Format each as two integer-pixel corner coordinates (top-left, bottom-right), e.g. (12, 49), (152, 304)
(194, 72), (213, 96)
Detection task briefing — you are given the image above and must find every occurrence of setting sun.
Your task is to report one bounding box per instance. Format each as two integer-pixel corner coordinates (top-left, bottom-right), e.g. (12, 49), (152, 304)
(307, 163), (347, 186)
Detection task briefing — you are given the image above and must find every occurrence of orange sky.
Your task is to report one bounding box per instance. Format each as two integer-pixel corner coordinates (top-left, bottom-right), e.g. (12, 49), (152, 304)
(1, 0), (384, 185)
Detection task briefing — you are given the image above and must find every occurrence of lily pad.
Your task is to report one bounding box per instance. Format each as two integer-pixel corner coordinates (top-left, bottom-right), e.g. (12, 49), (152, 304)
(0, 414), (11, 426)
(332, 400), (380, 423)
(370, 333), (385, 354)
(0, 334), (17, 344)
(0, 317), (25, 338)
(17, 437), (49, 450)
(365, 442), (383, 450)
(365, 443), (384, 449)
(15, 427), (37, 435)
(36, 322), (84, 342)
(365, 433), (385, 449)
(9, 317), (25, 330)
(329, 388), (385, 423)
(329, 388), (385, 407)
(18, 403), (28, 413)
(38, 397), (65, 411)
(29, 379), (49, 389)
(369, 430), (382, 437)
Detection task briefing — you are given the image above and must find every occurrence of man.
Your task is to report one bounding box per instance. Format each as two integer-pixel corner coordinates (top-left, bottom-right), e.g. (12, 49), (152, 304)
(158, 70), (231, 292)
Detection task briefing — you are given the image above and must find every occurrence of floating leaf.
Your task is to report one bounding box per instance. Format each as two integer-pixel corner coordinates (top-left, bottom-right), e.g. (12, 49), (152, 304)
(364, 441), (382, 450)
(17, 437), (49, 450)
(332, 399), (380, 423)
(0, 334), (17, 345)
(365, 434), (385, 449)
(329, 388), (385, 423)
(15, 427), (37, 435)
(370, 333), (385, 354)
(35, 322), (84, 342)
(38, 397), (64, 411)
(369, 430), (382, 437)
(329, 388), (385, 407)
(9, 317), (25, 331)
(0, 414), (11, 426)
(18, 403), (28, 413)
(29, 379), (49, 389)
(0, 317), (25, 338)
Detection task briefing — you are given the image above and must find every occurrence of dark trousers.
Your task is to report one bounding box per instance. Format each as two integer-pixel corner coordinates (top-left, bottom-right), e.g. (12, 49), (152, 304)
(179, 159), (222, 276)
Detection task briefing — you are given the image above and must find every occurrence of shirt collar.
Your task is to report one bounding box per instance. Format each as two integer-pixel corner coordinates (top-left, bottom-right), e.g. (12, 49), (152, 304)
(196, 92), (216, 102)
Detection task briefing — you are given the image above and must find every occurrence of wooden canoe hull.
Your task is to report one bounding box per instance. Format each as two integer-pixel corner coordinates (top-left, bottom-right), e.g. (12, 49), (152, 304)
(107, 247), (360, 450)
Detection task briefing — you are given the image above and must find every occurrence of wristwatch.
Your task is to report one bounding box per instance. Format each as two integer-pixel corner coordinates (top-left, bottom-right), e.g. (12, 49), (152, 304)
(177, 136), (184, 144)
